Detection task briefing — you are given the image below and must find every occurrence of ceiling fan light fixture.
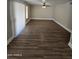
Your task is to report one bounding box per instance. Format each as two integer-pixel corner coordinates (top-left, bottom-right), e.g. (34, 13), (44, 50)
(42, 2), (46, 8)
(42, 5), (46, 8)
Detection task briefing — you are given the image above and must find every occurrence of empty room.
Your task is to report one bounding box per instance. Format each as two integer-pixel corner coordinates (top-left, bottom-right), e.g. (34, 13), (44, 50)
(7, 0), (72, 59)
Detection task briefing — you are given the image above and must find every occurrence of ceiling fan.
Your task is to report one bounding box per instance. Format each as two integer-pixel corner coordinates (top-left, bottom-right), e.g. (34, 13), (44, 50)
(42, 0), (51, 8)
(42, 0), (47, 8)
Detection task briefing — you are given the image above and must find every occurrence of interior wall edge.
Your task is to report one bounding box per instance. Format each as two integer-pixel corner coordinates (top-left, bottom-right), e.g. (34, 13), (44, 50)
(7, 36), (14, 45)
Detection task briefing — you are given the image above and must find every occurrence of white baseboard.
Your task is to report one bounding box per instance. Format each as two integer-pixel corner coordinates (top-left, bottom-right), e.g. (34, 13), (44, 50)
(26, 18), (31, 24)
(30, 18), (54, 20)
(68, 34), (72, 49)
(7, 36), (14, 45)
(68, 42), (72, 49)
(52, 19), (72, 33)
(31, 18), (72, 33)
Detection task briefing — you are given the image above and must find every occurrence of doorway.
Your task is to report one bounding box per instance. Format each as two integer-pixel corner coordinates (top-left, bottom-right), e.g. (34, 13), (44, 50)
(25, 6), (29, 23)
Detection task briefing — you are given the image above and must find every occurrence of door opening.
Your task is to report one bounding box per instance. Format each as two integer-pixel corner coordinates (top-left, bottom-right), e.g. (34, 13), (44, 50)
(25, 6), (28, 23)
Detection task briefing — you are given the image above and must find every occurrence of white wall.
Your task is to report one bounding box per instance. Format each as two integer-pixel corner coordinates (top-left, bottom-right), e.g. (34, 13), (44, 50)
(30, 5), (55, 19)
(55, 2), (72, 31)
(13, 1), (25, 36)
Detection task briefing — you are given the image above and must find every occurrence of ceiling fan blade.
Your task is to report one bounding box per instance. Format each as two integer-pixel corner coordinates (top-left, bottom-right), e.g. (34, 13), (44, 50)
(46, 5), (51, 7)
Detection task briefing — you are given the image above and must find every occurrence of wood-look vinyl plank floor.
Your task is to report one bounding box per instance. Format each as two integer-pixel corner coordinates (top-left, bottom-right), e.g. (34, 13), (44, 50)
(7, 20), (72, 59)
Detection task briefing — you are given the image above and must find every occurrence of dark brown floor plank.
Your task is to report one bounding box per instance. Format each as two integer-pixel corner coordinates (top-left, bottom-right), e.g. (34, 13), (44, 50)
(7, 20), (72, 59)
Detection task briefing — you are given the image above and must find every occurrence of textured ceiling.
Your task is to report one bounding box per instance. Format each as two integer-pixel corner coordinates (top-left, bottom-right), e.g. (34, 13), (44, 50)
(25, 0), (72, 5)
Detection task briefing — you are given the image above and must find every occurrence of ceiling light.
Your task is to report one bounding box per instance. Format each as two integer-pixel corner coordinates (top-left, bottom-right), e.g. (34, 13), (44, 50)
(42, 5), (46, 8)
(42, 2), (46, 8)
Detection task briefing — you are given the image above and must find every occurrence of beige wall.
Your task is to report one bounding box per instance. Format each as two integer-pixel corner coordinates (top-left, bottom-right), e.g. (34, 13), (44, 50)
(55, 2), (72, 31)
(30, 5), (55, 19)
(30, 2), (72, 32)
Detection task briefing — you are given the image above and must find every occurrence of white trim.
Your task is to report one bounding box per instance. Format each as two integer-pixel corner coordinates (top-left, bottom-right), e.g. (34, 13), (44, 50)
(31, 18), (72, 33)
(26, 18), (31, 24)
(68, 42), (72, 48)
(30, 18), (54, 20)
(7, 36), (14, 45)
(52, 19), (72, 33)
(68, 34), (72, 49)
